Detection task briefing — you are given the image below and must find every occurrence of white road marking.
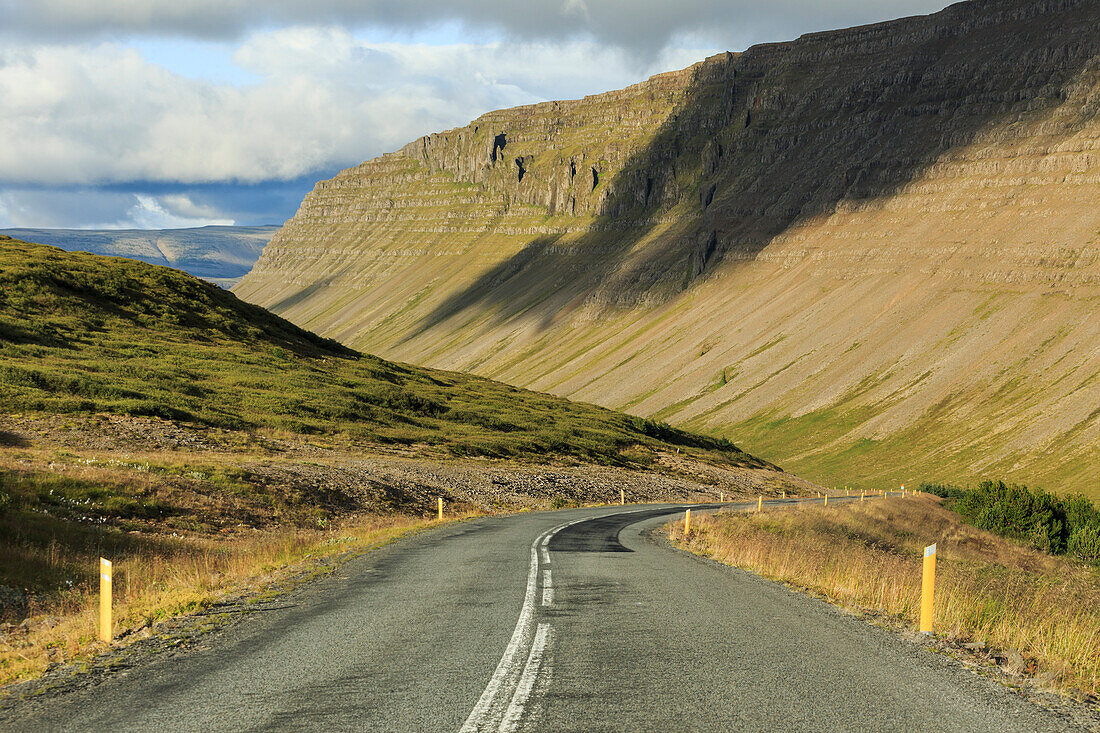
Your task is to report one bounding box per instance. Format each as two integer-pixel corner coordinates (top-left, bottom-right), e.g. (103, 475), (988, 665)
(459, 508), (674, 732)
(500, 623), (552, 733)
(458, 544), (542, 733)
(541, 570), (553, 606)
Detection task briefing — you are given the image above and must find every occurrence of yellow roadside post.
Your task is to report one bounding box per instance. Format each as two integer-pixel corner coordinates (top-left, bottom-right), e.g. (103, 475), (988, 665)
(824, 493), (828, 507)
(781, 490), (786, 499)
(684, 509), (691, 535)
(438, 497), (444, 521)
(621, 488), (625, 505)
(860, 491), (865, 502)
(757, 495), (763, 512)
(720, 491), (725, 502)
(99, 558), (112, 643)
(920, 543), (937, 634)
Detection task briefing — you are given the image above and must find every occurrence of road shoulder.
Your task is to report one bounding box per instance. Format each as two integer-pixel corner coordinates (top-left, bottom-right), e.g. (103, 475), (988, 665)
(644, 520), (1100, 732)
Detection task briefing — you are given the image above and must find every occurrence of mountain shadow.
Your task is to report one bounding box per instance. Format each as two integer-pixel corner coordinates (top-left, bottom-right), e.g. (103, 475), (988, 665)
(408, 0), (1099, 341)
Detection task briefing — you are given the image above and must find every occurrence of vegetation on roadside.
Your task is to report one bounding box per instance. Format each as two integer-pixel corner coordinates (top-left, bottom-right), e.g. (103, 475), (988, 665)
(670, 497), (1100, 699)
(0, 452), (455, 688)
(0, 509), (436, 686)
(921, 480), (1100, 563)
(0, 237), (766, 468)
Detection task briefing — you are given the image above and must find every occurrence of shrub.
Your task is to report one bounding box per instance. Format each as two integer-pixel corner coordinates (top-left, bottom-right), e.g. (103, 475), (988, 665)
(934, 479), (1100, 563)
(918, 481), (965, 500)
(1068, 524), (1100, 563)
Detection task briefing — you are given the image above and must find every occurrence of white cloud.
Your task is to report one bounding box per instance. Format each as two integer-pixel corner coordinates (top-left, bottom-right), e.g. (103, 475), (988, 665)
(157, 193), (231, 221)
(0, 189), (236, 228)
(1, 1), (952, 57)
(0, 30), (718, 188)
(127, 195), (235, 228)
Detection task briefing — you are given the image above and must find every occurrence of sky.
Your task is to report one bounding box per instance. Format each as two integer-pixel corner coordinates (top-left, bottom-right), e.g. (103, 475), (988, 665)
(0, 0), (951, 230)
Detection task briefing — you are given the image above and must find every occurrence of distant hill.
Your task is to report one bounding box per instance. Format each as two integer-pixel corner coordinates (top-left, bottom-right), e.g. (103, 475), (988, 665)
(0, 236), (769, 469)
(236, 0), (1100, 496)
(0, 225), (277, 284)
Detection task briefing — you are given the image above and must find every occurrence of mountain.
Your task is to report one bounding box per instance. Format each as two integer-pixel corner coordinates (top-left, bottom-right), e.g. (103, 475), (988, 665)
(0, 235), (768, 469)
(234, 0), (1100, 496)
(0, 225), (277, 285)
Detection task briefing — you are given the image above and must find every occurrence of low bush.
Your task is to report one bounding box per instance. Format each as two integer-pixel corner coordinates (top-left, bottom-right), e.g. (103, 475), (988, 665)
(921, 479), (1100, 564)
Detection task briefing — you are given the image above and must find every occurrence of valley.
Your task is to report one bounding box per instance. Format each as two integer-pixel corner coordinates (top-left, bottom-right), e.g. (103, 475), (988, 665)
(235, 0), (1100, 496)
(0, 236), (801, 686)
(2, 0), (1098, 727)
(0, 226), (277, 286)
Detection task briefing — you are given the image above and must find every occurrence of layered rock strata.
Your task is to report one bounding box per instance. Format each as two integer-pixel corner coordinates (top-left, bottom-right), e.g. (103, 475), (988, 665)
(237, 0), (1100, 495)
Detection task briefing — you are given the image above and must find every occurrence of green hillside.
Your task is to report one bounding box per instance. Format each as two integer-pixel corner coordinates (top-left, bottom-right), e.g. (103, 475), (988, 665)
(0, 236), (767, 468)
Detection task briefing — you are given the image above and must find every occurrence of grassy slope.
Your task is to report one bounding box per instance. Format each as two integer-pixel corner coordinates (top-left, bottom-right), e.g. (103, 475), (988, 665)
(0, 236), (772, 686)
(0, 237), (768, 469)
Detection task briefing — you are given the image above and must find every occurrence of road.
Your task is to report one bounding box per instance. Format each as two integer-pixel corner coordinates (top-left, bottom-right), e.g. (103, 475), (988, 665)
(1, 498), (1081, 731)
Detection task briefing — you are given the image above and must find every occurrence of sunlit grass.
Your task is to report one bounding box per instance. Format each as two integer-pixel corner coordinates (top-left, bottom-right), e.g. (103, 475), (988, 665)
(669, 496), (1100, 697)
(0, 237), (763, 468)
(0, 514), (440, 686)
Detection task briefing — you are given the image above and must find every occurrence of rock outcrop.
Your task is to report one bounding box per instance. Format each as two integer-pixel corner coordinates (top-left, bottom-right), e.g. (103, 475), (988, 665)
(236, 0), (1100, 495)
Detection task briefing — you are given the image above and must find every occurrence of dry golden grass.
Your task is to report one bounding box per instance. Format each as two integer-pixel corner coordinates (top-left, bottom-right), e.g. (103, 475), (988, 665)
(0, 514), (445, 687)
(669, 496), (1100, 698)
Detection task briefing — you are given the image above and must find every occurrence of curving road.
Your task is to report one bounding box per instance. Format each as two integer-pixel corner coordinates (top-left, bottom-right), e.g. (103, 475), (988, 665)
(1, 498), (1081, 731)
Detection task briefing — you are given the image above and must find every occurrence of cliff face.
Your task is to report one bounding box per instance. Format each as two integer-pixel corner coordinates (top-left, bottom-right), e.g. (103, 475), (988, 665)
(236, 0), (1100, 496)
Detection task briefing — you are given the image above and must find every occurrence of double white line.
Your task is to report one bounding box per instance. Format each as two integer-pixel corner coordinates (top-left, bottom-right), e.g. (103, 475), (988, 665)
(460, 508), (670, 732)
(459, 517), (587, 732)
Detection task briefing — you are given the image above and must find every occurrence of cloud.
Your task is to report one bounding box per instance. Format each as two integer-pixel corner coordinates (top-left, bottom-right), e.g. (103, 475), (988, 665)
(0, 1), (953, 228)
(128, 195), (235, 228)
(0, 30), (716, 188)
(2, 1), (952, 55)
(0, 177), (323, 228)
(0, 188), (236, 228)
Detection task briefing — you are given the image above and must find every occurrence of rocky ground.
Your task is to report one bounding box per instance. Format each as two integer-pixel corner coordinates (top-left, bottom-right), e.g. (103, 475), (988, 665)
(0, 412), (818, 530)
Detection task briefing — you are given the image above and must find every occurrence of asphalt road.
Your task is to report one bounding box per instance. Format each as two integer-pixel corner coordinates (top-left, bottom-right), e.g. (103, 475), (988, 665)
(1, 498), (1082, 731)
